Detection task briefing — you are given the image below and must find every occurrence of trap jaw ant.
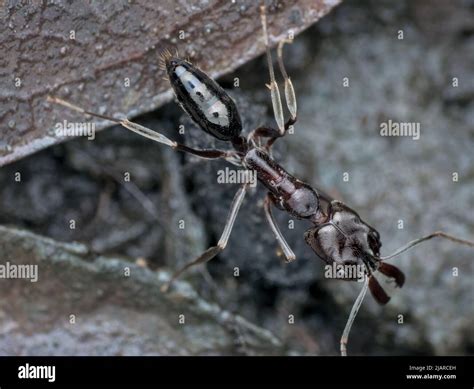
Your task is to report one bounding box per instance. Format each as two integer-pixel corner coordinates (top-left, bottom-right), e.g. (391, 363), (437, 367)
(47, 5), (474, 356)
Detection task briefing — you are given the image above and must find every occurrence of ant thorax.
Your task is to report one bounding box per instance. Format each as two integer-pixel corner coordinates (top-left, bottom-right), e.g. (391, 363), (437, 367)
(244, 147), (321, 220)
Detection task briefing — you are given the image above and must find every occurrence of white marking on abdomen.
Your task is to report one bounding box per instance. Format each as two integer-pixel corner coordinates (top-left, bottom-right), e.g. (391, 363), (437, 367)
(176, 65), (230, 127)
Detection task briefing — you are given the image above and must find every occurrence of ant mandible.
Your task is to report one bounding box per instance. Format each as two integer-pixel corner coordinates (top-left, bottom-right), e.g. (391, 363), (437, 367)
(48, 5), (474, 356)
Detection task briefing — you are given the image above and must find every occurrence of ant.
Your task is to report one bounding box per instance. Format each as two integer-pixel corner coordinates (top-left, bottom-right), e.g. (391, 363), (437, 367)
(47, 5), (474, 356)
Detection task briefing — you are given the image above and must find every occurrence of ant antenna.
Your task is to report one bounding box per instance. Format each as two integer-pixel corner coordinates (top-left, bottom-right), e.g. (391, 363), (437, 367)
(340, 275), (369, 357)
(380, 231), (474, 261)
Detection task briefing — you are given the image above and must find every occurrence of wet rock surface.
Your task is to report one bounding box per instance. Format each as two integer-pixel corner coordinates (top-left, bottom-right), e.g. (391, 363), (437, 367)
(0, 0), (473, 355)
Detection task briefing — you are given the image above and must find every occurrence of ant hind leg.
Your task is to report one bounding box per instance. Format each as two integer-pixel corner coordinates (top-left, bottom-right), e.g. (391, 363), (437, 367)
(161, 183), (249, 292)
(277, 39), (297, 122)
(47, 96), (237, 162)
(259, 6), (298, 150)
(260, 5), (285, 137)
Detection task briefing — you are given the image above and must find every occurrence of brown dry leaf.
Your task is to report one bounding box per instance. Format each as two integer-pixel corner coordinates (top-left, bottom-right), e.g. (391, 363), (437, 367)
(0, 0), (340, 167)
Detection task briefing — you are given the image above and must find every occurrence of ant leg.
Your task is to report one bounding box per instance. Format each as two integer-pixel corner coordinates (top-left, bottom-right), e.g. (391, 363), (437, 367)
(256, 8), (298, 150)
(340, 276), (369, 356)
(47, 96), (236, 161)
(260, 5), (285, 136)
(161, 183), (248, 292)
(247, 7), (300, 148)
(277, 39), (297, 122)
(247, 126), (278, 149)
(265, 38), (299, 150)
(265, 119), (295, 149)
(263, 193), (296, 262)
(248, 122), (295, 152)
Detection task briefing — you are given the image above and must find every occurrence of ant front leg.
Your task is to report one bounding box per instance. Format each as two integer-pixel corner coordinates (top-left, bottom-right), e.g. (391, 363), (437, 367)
(263, 193), (296, 262)
(47, 97), (238, 162)
(161, 183), (249, 292)
(340, 276), (369, 357)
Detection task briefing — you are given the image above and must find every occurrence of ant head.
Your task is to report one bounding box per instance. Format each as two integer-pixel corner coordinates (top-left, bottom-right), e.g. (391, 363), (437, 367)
(305, 200), (405, 304)
(304, 201), (382, 275)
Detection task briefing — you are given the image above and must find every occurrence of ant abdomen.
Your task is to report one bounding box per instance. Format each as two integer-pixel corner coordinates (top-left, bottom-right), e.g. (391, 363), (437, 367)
(165, 57), (242, 141)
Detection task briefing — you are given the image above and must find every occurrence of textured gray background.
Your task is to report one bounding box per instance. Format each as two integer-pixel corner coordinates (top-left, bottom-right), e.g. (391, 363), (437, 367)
(0, 0), (472, 355)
